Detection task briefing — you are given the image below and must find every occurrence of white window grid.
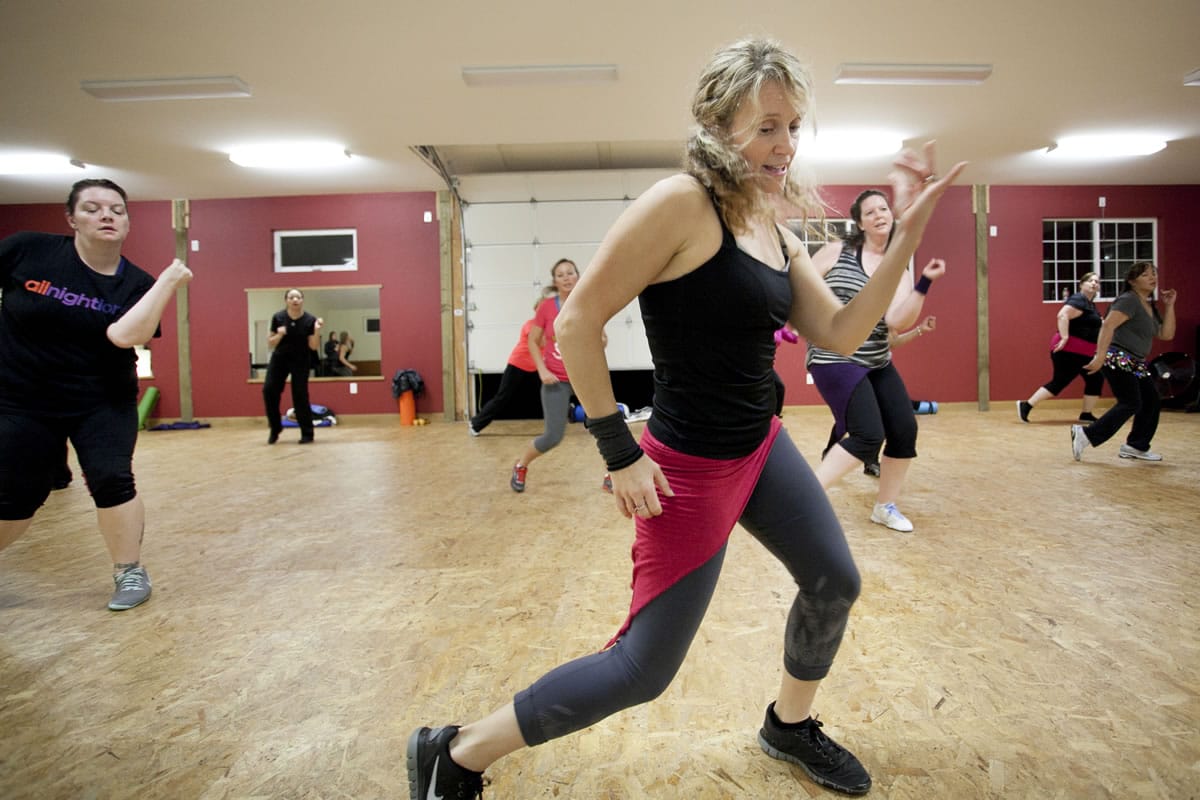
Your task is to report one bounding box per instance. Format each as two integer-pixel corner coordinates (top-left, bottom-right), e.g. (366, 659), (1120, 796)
(1041, 218), (1157, 303)
(786, 217), (853, 255)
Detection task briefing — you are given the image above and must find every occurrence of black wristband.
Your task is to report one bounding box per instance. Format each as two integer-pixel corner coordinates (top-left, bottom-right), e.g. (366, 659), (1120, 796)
(585, 411), (644, 472)
(915, 275), (933, 295)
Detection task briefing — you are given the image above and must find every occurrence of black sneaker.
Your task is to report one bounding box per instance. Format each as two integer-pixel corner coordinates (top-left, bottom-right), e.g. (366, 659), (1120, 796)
(407, 726), (484, 800)
(1017, 400), (1032, 423)
(862, 461), (880, 478)
(758, 703), (871, 796)
(1078, 412), (1098, 422)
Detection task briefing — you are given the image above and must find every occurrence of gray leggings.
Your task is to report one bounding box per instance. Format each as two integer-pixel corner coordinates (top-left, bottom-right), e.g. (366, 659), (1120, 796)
(533, 381), (573, 454)
(513, 429), (861, 745)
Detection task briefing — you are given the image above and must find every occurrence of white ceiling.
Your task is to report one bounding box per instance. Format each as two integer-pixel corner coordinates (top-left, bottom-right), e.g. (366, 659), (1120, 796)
(2, 0), (1198, 207)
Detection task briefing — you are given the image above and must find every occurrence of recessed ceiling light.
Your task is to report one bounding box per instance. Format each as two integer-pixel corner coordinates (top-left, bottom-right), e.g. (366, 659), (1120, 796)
(462, 64), (618, 87)
(1185, 68), (1200, 87)
(804, 130), (905, 160)
(0, 153), (86, 174)
(1046, 135), (1167, 158)
(228, 143), (352, 169)
(81, 76), (251, 101)
(834, 63), (992, 85)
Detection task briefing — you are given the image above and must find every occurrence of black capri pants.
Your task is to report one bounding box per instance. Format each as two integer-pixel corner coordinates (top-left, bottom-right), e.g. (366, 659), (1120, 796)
(836, 362), (918, 464)
(1043, 350), (1105, 396)
(0, 402), (140, 520)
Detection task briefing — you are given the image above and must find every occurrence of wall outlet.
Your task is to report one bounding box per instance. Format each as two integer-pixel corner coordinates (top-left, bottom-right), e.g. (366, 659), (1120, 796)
(190, 240), (200, 251)
(1098, 196), (1106, 208)
(349, 382), (358, 395)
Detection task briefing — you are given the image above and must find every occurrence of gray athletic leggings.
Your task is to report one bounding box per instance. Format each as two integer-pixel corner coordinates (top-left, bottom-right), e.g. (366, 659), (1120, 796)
(513, 429), (861, 745)
(533, 381), (573, 454)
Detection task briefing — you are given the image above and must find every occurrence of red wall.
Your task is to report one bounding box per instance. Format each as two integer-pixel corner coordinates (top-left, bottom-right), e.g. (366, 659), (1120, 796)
(5, 184), (1196, 416)
(186, 192), (442, 417)
(988, 185), (1199, 402)
(2, 192), (442, 418)
(773, 184), (980, 405)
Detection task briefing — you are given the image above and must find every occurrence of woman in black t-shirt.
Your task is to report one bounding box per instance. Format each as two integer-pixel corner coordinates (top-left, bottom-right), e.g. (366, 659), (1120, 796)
(262, 288), (323, 443)
(0, 179), (192, 611)
(1018, 272), (1106, 423)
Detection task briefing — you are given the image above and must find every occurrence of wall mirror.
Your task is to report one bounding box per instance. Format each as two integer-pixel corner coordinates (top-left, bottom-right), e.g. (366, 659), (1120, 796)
(246, 285), (383, 380)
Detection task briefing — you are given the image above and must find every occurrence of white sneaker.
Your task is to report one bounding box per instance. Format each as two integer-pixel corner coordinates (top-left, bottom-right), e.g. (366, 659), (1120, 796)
(1070, 424), (1088, 461)
(1119, 443), (1162, 461)
(467, 422), (480, 437)
(871, 502), (913, 532)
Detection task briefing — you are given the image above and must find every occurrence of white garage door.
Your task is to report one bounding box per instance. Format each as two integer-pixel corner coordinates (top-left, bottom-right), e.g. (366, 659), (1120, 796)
(463, 199), (653, 374)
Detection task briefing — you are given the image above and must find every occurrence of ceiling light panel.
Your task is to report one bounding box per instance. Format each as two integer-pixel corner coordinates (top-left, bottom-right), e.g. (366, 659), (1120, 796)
(228, 143), (352, 169)
(81, 76), (251, 101)
(1046, 135), (1167, 158)
(835, 63), (992, 85)
(462, 64), (618, 87)
(0, 153), (86, 174)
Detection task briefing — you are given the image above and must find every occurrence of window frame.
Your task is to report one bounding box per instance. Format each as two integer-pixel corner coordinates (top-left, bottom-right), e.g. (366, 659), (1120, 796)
(1041, 217), (1157, 303)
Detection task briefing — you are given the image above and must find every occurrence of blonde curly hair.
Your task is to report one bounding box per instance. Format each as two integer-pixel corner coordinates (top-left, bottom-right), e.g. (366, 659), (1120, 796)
(684, 38), (823, 234)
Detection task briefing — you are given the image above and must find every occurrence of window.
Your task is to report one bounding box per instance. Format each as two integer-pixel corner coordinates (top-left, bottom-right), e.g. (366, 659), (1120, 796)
(786, 218), (853, 255)
(273, 228), (357, 272)
(1041, 218), (1156, 302)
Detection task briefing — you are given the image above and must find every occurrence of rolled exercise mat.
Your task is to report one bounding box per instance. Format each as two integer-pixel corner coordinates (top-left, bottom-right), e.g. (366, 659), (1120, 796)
(137, 387), (160, 430)
(398, 389), (416, 425)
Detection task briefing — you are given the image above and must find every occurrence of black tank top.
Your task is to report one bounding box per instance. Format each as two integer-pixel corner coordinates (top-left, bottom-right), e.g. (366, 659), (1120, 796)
(640, 218), (792, 459)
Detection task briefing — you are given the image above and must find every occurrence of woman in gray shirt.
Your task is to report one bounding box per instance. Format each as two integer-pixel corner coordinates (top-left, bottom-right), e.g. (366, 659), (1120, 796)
(1070, 262), (1177, 461)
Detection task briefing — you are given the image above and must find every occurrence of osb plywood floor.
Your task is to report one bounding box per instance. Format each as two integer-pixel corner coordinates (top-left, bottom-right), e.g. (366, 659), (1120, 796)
(1, 403), (1197, 800)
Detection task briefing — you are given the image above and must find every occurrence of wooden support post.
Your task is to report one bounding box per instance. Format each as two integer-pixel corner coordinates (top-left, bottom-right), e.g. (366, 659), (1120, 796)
(972, 184), (990, 411)
(172, 199), (194, 421)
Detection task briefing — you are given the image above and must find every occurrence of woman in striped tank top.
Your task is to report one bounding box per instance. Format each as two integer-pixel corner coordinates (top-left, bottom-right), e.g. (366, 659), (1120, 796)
(807, 189), (946, 532)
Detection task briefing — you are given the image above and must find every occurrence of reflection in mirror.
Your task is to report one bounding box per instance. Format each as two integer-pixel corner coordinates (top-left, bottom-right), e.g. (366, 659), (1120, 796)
(246, 285), (383, 380)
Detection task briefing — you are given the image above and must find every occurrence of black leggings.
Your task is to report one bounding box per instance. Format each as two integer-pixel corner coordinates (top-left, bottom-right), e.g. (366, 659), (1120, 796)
(0, 403), (139, 519)
(263, 352), (314, 435)
(1082, 367), (1160, 450)
(513, 430), (860, 745)
(470, 364), (540, 432)
(835, 363), (918, 464)
(1043, 350), (1105, 396)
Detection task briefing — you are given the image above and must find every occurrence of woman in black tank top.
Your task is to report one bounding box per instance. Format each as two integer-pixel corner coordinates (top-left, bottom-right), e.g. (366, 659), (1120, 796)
(406, 38), (966, 800)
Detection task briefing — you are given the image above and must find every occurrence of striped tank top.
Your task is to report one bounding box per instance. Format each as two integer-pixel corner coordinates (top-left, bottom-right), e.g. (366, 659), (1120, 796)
(805, 243), (891, 369)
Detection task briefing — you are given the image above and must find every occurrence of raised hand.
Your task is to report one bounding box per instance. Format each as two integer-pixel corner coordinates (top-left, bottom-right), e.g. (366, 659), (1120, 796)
(162, 258), (193, 287)
(921, 258), (947, 281)
(888, 141), (968, 228)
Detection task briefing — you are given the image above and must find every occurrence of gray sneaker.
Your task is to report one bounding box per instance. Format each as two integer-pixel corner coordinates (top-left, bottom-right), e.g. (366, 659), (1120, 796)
(1119, 443), (1163, 461)
(108, 566), (152, 611)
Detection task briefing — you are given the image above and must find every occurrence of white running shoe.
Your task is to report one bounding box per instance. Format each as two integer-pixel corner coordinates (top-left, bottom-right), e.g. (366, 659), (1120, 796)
(871, 502), (913, 532)
(1119, 443), (1163, 461)
(1071, 424), (1088, 461)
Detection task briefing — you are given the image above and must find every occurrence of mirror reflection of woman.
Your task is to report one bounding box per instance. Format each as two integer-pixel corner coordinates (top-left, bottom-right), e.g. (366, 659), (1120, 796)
(1018, 272), (1105, 423)
(0, 178), (193, 610)
(263, 288), (322, 444)
(333, 331), (356, 376)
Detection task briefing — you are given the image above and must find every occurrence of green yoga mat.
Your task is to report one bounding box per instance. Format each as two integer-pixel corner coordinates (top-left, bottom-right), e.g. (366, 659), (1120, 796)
(137, 387), (160, 430)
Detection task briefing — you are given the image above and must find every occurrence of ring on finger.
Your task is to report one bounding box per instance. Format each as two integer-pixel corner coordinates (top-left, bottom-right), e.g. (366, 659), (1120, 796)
(923, 174), (938, 184)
